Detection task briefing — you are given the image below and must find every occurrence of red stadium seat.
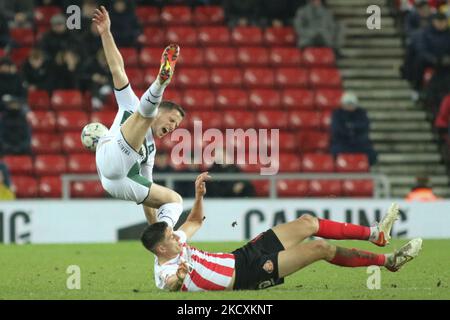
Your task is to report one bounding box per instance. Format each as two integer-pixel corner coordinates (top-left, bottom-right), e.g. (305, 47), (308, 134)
(71, 181), (105, 198)
(51, 90), (83, 110)
(10, 28), (34, 46)
(320, 111), (333, 130)
(119, 48), (138, 67)
(255, 111), (288, 129)
(288, 111), (321, 130)
(342, 180), (374, 197)
(166, 26), (198, 46)
(10, 47), (31, 66)
(277, 180), (309, 197)
(308, 180), (342, 197)
(34, 6), (62, 25)
(185, 111), (223, 130)
(67, 153), (97, 173)
(260, 131), (297, 152)
(34, 155), (67, 176)
(223, 111), (255, 129)
(161, 6), (192, 25)
(182, 89), (215, 110)
(177, 47), (205, 67)
(11, 176), (38, 198)
(28, 89), (50, 110)
(140, 47), (163, 67)
(243, 68), (275, 88)
(126, 67), (145, 89)
(249, 89), (281, 109)
(135, 6), (160, 26)
(198, 26), (231, 46)
(141, 27), (165, 46)
(193, 6), (225, 25)
(315, 89), (343, 110)
(277, 153), (302, 172)
(56, 111), (89, 131)
(27, 111), (56, 133)
(177, 68), (210, 88)
(252, 180), (270, 197)
(336, 154), (370, 172)
(162, 88), (183, 105)
(275, 68), (309, 88)
(3, 155), (33, 175)
(61, 131), (88, 154)
(215, 89), (248, 109)
(270, 47), (302, 66)
(282, 89), (315, 109)
(310, 68), (342, 88)
(91, 111), (116, 128)
(301, 153), (334, 172)
(297, 131), (330, 152)
(231, 27), (263, 46)
(237, 47), (269, 66)
(210, 68), (243, 88)
(32, 133), (62, 154)
(303, 48), (335, 67)
(38, 176), (62, 198)
(205, 47), (237, 66)
(264, 27), (296, 46)
(237, 162), (261, 173)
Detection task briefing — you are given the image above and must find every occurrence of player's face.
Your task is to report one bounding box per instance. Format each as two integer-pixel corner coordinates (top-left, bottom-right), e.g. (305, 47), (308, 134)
(161, 227), (183, 255)
(154, 110), (183, 138)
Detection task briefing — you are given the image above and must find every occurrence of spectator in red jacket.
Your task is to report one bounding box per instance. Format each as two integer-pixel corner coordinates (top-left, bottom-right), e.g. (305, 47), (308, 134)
(435, 93), (450, 136)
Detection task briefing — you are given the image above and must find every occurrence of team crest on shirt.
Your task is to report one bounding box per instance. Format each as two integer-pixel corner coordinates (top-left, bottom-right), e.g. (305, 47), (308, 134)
(262, 260), (274, 274)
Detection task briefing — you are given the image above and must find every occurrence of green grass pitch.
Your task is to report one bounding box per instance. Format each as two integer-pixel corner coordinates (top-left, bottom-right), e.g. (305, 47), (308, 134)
(1, 239), (449, 300)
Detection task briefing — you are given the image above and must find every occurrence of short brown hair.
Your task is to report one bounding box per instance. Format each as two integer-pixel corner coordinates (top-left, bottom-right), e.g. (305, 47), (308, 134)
(160, 100), (186, 117)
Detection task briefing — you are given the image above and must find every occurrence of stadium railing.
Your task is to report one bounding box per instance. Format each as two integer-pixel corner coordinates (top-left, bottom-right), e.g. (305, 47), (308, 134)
(61, 173), (391, 199)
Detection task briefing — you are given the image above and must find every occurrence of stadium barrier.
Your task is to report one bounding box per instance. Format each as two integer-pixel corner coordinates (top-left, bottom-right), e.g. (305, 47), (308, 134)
(61, 173), (392, 199)
(1, 199), (449, 244)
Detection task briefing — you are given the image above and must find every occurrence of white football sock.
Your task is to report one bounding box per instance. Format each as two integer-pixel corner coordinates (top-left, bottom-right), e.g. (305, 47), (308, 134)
(156, 202), (183, 228)
(138, 80), (166, 118)
(369, 226), (379, 241)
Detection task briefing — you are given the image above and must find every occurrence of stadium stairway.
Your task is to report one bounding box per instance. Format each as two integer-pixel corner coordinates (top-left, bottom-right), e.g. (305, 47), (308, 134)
(328, 0), (450, 198)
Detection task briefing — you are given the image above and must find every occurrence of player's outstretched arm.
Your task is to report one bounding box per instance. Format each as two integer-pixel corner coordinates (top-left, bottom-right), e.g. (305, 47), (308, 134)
(179, 172), (211, 239)
(92, 6), (128, 89)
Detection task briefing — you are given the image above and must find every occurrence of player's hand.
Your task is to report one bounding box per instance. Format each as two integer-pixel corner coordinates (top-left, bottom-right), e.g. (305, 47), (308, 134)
(92, 6), (111, 35)
(176, 262), (190, 282)
(195, 172), (211, 198)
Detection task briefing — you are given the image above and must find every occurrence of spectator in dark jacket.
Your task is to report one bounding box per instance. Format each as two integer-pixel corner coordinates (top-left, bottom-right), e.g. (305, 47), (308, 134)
(0, 58), (25, 112)
(330, 92), (377, 166)
(80, 17), (103, 58)
(48, 49), (83, 90)
(0, 13), (11, 49)
(224, 0), (261, 27)
(404, 0), (432, 40)
(259, 0), (303, 27)
(0, 95), (31, 155)
(109, 0), (141, 47)
(21, 48), (51, 91)
(0, 0), (34, 28)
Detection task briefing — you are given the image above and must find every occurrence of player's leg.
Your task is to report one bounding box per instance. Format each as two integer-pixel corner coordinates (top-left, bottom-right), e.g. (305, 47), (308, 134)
(142, 183), (183, 228)
(271, 214), (320, 250)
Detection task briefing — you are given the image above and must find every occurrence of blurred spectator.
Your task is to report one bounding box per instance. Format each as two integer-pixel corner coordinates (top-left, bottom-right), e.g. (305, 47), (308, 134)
(0, 162), (11, 187)
(435, 93), (450, 135)
(80, 12), (103, 58)
(48, 49), (82, 90)
(404, 0), (432, 39)
(259, 0), (304, 27)
(224, 0), (261, 27)
(439, 0), (450, 25)
(0, 57), (25, 111)
(0, 0), (34, 28)
(0, 13), (11, 49)
(21, 48), (51, 91)
(0, 169), (15, 200)
(80, 0), (98, 33)
(330, 92), (378, 166)
(81, 49), (112, 110)
(0, 95), (31, 155)
(175, 163), (200, 198)
(109, 0), (141, 47)
(39, 14), (82, 60)
(406, 176), (441, 201)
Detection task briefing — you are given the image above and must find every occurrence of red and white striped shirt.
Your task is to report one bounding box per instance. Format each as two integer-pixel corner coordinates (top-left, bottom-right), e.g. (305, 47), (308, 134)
(154, 231), (235, 292)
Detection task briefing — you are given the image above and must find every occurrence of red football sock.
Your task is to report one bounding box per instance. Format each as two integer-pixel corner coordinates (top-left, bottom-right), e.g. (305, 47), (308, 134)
(329, 247), (386, 267)
(316, 219), (371, 240)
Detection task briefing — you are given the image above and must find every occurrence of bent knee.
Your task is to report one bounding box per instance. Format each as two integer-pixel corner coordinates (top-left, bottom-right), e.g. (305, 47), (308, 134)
(297, 214), (319, 233)
(311, 240), (335, 260)
(168, 190), (182, 204)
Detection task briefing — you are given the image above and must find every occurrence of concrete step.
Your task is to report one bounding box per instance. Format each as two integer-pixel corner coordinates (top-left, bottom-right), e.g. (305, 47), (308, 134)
(389, 175), (449, 186)
(341, 48), (404, 58)
(340, 68), (400, 78)
(368, 110), (427, 120)
(344, 79), (410, 90)
(371, 121), (431, 131)
(332, 7), (391, 17)
(370, 132), (435, 142)
(392, 187), (450, 198)
(373, 143), (439, 152)
(361, 100), (418, 110)
(353, 89), (412, 100)
(345, 27), (399, 37)
(378, 153), (441, 163)
(340, 17), (394, 28)
(328, 0), (387, 6)
(338, 58), (401, 68)
(374, 164), (447, 175)
(345, 38), (402, 47)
